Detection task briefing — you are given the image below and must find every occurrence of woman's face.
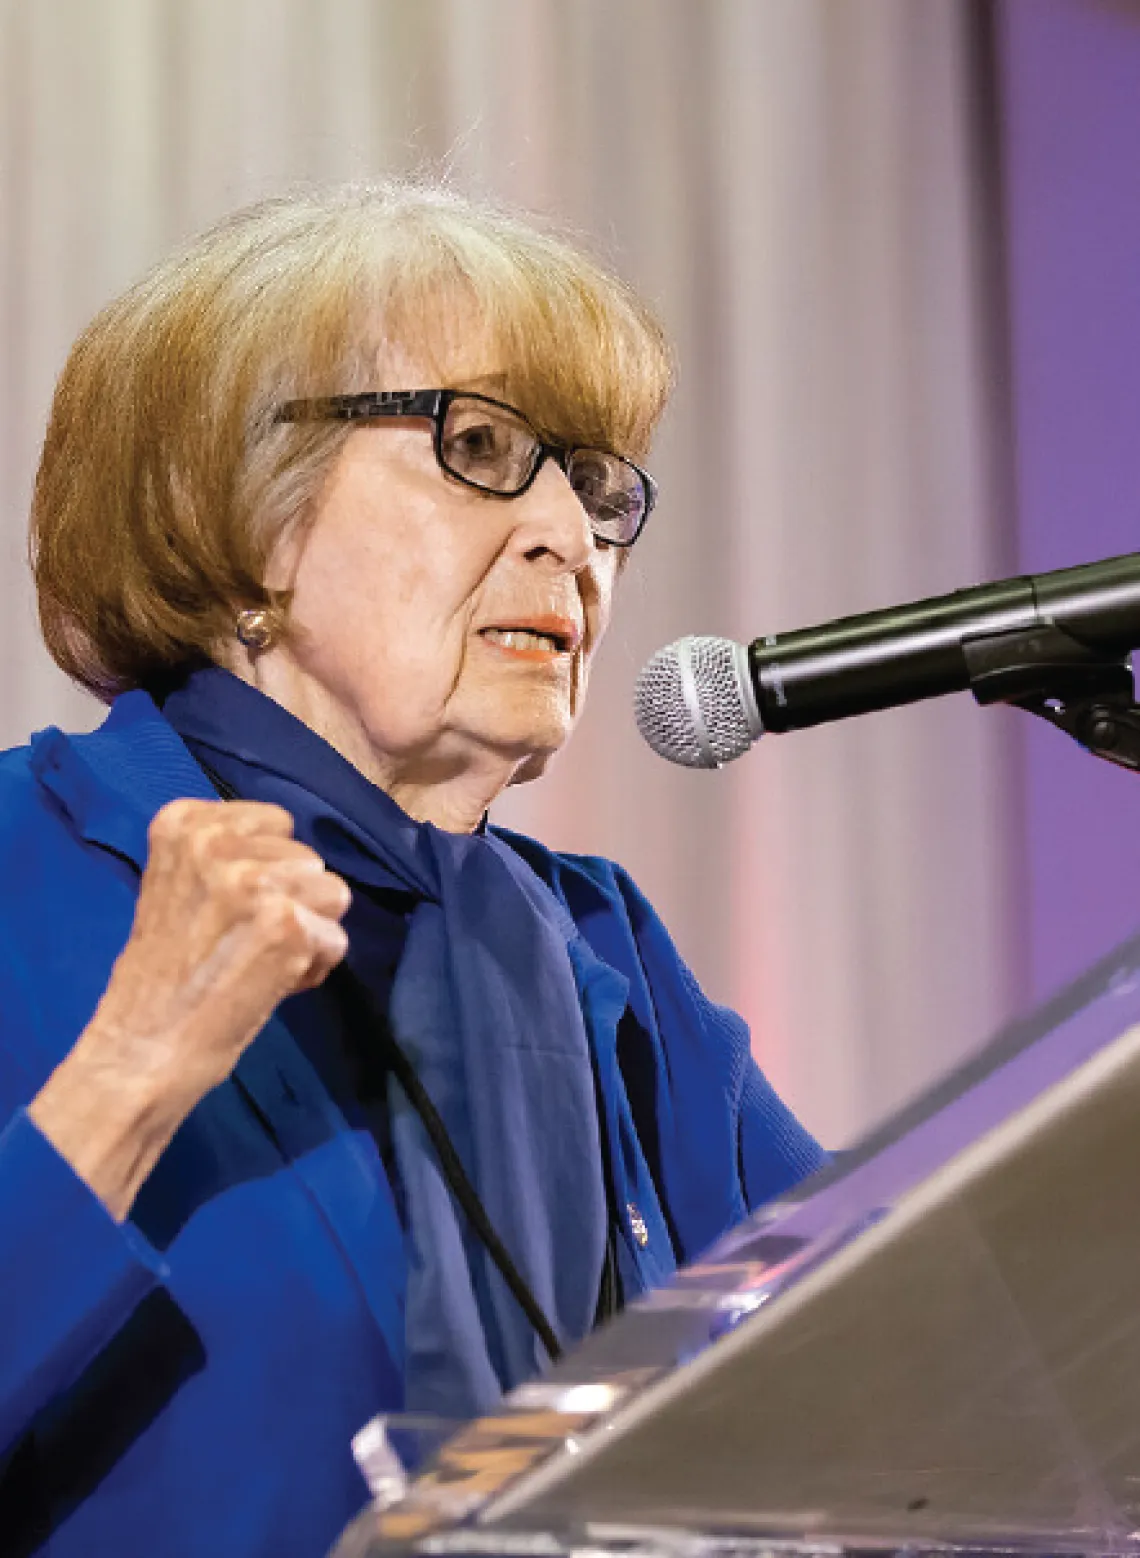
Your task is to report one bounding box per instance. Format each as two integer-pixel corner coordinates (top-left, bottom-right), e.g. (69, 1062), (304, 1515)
(259, 360), (622, 823)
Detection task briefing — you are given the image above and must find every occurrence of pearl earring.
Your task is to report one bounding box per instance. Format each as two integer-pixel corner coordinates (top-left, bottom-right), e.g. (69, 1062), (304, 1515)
(235, 608), (276, 652)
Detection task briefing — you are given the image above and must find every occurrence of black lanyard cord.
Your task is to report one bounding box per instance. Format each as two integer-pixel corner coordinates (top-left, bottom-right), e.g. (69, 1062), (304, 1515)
(326, 964), (565, 1364)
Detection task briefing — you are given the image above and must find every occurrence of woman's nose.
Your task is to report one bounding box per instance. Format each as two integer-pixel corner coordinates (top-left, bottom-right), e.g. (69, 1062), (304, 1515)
(510, 461), (595, 571)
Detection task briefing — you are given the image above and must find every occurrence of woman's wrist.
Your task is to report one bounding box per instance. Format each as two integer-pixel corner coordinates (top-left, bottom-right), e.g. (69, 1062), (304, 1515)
(28, 1033), (195, 1222)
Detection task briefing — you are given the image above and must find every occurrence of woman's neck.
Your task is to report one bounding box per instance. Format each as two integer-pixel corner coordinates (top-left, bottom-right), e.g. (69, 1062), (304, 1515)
(222, 652), (524, 834)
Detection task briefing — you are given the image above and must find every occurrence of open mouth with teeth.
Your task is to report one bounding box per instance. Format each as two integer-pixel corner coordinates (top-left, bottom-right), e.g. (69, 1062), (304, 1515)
(479, 626), (578, 655)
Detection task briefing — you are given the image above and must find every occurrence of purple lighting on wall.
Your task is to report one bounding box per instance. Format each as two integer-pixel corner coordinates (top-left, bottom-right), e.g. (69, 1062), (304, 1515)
(998, 0), (1140, 999)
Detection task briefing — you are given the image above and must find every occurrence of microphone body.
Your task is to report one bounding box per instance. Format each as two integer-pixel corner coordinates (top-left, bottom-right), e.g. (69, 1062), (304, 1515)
(634, 553), (1140, 768)
(752, 575), (1032, 734)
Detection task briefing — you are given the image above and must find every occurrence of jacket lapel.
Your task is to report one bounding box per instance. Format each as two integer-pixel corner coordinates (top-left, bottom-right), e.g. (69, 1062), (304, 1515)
(230, 1019), (407, 1369)
(568, 936), (678, 1297)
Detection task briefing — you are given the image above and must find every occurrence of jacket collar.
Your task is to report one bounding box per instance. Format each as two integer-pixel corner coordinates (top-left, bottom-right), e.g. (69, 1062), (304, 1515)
(29, 690), (218, 868)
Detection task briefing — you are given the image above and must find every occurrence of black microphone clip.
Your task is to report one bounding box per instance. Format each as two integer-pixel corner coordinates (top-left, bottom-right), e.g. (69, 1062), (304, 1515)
(964, 620), (1140, 771)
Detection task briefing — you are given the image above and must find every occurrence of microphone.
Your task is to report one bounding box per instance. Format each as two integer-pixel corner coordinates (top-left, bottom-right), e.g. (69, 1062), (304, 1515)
(634, 553), (1140, 768)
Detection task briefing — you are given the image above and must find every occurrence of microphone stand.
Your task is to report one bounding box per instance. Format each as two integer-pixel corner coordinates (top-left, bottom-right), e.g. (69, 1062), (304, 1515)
(964, 621), (1140, 772)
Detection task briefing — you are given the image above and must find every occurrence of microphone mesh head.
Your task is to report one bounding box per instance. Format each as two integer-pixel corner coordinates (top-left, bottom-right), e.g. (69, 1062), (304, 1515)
(634, 635), (761, 768)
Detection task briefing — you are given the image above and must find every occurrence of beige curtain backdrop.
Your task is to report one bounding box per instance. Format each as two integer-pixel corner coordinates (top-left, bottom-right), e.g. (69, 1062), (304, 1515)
(0, 0), (1023, 1147)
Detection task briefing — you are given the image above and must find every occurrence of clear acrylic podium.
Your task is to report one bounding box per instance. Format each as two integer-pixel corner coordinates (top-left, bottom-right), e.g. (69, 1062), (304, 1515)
(332, 927), (1140, 1558)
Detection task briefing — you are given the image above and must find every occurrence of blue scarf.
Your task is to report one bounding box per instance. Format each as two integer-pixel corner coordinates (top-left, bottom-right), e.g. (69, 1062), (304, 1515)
(162, 667), (610, 1419)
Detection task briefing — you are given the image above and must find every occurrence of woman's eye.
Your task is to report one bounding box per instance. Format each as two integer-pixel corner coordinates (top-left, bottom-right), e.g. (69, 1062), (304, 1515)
(442, 404), (535, 487)
(447, 422), (501, 462)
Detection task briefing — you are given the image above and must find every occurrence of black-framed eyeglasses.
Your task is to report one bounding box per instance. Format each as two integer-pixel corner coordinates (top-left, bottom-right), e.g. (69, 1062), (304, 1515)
(275, 388), (656, 548)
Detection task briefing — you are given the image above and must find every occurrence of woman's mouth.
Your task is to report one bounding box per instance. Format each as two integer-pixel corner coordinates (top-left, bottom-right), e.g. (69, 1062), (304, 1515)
(477, 617), (583, 657)
(481, 627), (566, 654)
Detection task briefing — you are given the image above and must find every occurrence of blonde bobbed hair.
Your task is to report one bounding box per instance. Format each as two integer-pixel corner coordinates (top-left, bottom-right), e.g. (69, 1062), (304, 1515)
(30, 181), (675, 700)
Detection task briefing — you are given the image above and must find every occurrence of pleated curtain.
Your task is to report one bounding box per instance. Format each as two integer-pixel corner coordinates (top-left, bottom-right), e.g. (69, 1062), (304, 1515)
(0, 0), (1022, 1146)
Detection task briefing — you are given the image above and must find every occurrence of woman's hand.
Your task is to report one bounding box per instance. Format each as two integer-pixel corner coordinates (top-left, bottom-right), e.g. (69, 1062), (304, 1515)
(29, 799), (351, 1220)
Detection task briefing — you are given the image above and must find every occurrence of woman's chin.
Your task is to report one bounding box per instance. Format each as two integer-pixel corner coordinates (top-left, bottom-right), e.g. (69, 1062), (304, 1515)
(487, 715), (571, 786)
(472, 690), (575, 773)
(508, 751), (554, 785)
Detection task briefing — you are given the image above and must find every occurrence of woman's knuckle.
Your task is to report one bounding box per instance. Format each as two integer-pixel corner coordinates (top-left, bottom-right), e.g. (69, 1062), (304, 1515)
(213, 858), (259, 905)
(149, 797), (202, 848)
(284, 947), (313, 983)
(260, 803), (296, 836)
(192, 817), (243, 871)
(228, 801), (294, 838)
(255, 896), (298, 945)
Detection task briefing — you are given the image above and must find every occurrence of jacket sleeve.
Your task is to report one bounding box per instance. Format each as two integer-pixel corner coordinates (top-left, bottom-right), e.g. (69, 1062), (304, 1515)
(672, 955), (828, 1210)
(0, 951), (167, 1454)
(737, 1042), (828, 1209)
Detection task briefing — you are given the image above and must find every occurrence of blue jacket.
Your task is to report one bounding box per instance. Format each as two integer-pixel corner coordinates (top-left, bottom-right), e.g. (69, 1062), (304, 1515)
(0, 693), (825, 1557)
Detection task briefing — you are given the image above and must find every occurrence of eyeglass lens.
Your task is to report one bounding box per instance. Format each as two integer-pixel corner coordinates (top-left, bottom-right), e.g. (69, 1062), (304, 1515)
(563, 450), (645, 545)
(440, 397), (540, 494)
(440, 395), (646, 545)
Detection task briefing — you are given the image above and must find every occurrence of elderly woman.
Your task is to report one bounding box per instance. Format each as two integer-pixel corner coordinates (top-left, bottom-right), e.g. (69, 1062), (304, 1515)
(0, 184), (824, 1557)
